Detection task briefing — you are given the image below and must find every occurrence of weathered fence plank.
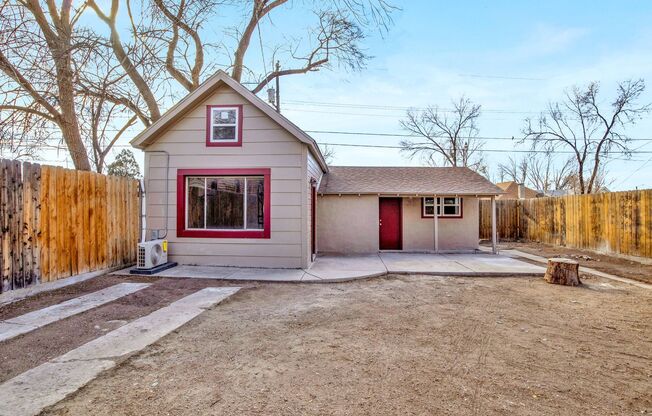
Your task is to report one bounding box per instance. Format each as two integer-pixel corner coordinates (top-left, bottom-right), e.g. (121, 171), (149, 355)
(480, 189), (652, 258)
(0, 159), (140, 293)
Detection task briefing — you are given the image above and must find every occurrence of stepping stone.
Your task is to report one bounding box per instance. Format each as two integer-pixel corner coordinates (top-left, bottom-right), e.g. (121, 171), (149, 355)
(0, 286), (239, 416)
(0, 283), (151, 343)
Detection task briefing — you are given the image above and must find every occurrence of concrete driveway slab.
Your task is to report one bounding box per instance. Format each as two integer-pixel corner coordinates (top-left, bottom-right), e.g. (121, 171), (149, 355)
(380, 252), (474, 274)
(306, 254), (387, 281)
(442, 254), (546, 275)
(112, 252), (545, 282)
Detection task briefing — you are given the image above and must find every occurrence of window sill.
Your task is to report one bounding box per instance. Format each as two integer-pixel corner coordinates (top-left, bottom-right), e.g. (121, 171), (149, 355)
(177, 229), (270, 239)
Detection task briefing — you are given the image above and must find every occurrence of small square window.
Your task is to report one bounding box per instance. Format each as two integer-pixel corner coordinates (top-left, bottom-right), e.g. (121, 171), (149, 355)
(207, 105), (242, 146)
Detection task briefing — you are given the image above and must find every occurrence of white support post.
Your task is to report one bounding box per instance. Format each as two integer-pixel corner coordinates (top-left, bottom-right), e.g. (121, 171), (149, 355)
(491, 195), (497, 254)
(433, 195), (439, 253)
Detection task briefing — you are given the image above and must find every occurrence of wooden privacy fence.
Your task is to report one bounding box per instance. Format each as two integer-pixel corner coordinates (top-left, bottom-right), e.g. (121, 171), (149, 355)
(0, 159), (141, 293)
(479, 190), (652, 258)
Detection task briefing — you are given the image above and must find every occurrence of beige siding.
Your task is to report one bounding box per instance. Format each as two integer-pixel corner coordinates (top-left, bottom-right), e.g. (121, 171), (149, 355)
(317, 195), (480, 253)
(402, 197), (480, 251)
(144, 84), (311, 268)
(317, 195), (379, 253)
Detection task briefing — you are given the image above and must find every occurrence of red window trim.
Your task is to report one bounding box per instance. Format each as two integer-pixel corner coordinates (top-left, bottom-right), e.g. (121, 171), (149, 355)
(205, 104), (244, 147)
(176, 168), (271, 239)
(420, 197), (464, 219)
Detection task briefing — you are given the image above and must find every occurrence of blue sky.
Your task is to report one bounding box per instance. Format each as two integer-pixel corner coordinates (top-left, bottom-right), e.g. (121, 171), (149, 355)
(276, 0), (652, 190)
(48, 1), (652, 190)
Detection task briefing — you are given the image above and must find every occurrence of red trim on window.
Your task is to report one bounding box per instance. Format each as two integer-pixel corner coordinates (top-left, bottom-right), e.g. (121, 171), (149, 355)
(420, 197), (464, 219)
(205, 104), (244, 147)
(176, 168), (271, 238)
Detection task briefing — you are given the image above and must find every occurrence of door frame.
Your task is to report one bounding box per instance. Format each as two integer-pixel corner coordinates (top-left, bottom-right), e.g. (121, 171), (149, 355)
(378, 197), (403, 250)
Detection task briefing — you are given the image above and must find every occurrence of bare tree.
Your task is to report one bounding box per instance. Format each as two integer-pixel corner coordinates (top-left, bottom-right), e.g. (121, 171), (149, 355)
(399, 97), (486, 173)
(0, 0), (92, 169)
(497, 155), (529, 183)
(1, 0), (397, 170)
(320, 143), (336, 164)
(87, 0), (397, 117)
(497, 152), (574, 194)
(523, 79), (650, 194)
(527, 154), (574, 193)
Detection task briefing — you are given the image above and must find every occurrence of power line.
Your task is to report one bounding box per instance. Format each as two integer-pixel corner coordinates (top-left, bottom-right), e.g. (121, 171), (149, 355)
(614, 155), (652, 186)
(457, 73), (547, 81)
(284, 99), (546, 114)
(306, 130), (652, 143)
(315, 141), (652, 156)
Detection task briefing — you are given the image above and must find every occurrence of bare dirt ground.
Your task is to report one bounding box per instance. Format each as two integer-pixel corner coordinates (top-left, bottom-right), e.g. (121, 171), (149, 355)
(0, 276), (257, 383)
(497, 241), (652, 284)
(40, 274), (651, 416)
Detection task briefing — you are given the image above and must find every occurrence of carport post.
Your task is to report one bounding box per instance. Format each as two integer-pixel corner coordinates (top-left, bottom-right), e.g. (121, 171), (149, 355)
(433, 195), (439, 253)
(491, 195), (497, 254)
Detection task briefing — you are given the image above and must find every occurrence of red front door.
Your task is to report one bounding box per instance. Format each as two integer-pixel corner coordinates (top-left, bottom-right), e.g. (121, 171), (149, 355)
(379, 198), (402, 250)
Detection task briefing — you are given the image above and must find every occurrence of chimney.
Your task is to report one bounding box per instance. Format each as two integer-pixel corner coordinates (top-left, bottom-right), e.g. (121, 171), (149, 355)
(517, 183), (526, 199)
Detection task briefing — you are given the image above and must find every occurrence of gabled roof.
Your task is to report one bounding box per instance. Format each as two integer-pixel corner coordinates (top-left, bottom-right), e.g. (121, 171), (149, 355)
(495, 181), (540, 199)
(318, 166), (503, 195)
(130, 70), (328, 172)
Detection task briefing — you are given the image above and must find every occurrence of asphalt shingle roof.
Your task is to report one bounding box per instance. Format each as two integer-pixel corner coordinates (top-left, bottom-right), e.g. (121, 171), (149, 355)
(318, 166), (503, 195)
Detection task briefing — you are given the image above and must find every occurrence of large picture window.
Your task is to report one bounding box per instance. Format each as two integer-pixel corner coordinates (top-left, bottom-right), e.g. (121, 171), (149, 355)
(177, 169), (270, 238)
(206, 105), (243, 146)
(421, 197), (463, 218)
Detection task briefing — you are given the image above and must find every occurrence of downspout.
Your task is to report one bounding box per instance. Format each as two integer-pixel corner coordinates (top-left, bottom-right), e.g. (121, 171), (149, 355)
(145, 150), (169, 240)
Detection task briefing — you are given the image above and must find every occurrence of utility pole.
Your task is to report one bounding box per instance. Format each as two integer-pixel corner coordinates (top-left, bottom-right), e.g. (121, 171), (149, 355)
(275, 60), (281, 113)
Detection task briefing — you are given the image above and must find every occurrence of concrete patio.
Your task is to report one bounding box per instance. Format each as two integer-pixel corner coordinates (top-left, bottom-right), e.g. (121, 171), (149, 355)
(113, 252), (545, 283)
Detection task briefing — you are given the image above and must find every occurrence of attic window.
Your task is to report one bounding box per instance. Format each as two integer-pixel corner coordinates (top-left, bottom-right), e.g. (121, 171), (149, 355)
(206, 105), (243, 147)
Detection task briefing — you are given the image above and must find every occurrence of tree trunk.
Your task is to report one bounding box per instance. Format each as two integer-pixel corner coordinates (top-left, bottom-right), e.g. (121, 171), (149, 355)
(54, 38), (92, 171)
(544, 258), (581, 286)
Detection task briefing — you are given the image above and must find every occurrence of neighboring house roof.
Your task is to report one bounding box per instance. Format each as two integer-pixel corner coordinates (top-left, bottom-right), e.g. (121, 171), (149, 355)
(495, 181), (540, 199)
(130, 70), (328, 172)
(318, 166), (503, 195)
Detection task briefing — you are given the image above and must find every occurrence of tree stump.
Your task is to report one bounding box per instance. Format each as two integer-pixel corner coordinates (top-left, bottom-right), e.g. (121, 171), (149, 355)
(544, 258), (581, 286)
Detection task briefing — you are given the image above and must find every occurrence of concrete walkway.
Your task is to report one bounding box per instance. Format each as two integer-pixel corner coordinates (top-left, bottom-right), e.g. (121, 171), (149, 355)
(113, 252), (545, 283)
(490, 247), (652, 289)
(0, 283), (150, 343)
(0, 286), (240, 416)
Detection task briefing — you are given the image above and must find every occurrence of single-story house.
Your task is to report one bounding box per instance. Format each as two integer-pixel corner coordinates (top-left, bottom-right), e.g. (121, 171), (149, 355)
(131, 70), (502, 269)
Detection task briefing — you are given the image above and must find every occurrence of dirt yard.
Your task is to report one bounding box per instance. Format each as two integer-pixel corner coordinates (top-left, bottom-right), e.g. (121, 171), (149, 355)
(497, 241), (652, 284)
(37, 274), (651, 416)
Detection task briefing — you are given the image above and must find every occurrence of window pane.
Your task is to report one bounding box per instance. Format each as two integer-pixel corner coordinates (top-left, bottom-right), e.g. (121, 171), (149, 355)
(213, 126), (236, 141)
(424, 197), (434, 205)
(424, 205), (434, 216)
(213, 109), (236, 124)
(206, 177), (244, 229)
(443, 205), (459, 216)
(443, 197), (456, 205)
(246, 177), (265, 229)
(187, 178), (205, 228)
